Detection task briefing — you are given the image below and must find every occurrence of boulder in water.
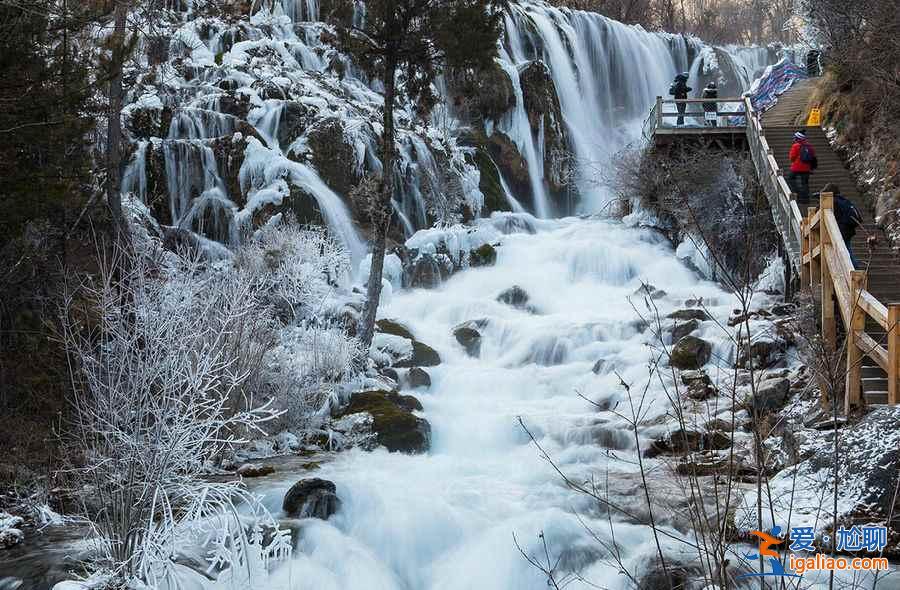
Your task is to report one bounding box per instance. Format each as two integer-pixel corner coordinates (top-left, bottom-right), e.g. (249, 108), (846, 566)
(747, 377), (790, 414)
(340, 391), (430, 453)
(646, 428), (730, 457)
(632, 284), (667, 300)
(282, 478), (340, 519)
(680, 369), (716, 400)
(394, 340), (441, 368)
(497, 285), (530, 309)
(403, 252), (454, 289)
(237, 463), (275, 478)
(737, 338), (787, 370)
(376, 319), (415, 341)
(670, 318), (700, 342)
(387, 391), (424, 412)
(453, 321), (484, 357)
(668, 308), (710, 322)
(669, 336), (712, 370)
(405, 367), (431, 389)
(469, 243), (498, 267)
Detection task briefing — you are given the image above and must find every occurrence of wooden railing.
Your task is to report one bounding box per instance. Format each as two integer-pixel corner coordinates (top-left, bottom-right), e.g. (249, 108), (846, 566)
(645, 95), (900, 407)
(800, 194), (900, 407)
(744, 96), (804, 267)
(741, 98), (900, 409)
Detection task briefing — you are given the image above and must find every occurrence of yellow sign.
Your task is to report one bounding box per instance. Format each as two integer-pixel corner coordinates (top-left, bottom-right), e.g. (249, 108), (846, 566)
(807, 107), (821, 127)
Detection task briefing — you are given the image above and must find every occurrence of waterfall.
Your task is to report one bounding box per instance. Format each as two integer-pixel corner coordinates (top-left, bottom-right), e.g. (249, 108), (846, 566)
(495, 1), (775, 214)
(122, 141), (148, 203)
(117, 0), (776, 257)
(498, 2), (700, 213)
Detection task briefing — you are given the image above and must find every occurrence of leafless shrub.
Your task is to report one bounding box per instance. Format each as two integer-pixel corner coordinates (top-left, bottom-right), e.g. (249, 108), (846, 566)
(59, 241), (291, 583)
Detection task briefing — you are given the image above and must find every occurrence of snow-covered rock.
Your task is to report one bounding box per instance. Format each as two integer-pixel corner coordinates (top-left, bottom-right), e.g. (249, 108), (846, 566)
(0, 512), (23, 549)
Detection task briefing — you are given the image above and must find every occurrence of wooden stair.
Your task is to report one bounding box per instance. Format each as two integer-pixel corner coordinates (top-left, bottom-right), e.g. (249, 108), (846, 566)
(762, 81), (900, 406)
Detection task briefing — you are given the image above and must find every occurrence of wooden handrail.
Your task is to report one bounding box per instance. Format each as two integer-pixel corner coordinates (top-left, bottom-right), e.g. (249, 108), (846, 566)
(644, 95), (900, 409)
(740, 96), (900, 411)
(859, 290), (889, 330)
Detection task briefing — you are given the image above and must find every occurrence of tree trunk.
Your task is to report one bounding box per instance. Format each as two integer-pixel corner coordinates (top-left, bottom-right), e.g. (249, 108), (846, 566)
(106, 0), (128, 238)
(358, 59), (398, 350)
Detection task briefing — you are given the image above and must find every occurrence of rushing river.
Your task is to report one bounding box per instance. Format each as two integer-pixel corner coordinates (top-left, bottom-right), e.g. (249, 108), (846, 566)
(257, 214), (741, 589)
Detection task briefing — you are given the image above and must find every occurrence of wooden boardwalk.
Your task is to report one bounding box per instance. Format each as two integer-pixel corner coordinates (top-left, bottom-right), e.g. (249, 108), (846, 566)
(646, 82), (900, 409)
(762, 81), (900, 405)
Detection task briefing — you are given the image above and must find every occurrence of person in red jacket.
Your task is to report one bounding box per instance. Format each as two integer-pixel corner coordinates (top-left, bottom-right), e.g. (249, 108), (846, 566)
(787, 130), (817, 206)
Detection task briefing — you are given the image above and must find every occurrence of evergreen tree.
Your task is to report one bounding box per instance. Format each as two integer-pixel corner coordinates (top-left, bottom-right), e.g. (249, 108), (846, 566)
(0, 0), (97, 246)
(341, 0), (503, 349)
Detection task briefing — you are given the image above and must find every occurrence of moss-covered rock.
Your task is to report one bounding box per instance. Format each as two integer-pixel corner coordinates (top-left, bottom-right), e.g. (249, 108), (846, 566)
(447, 60), (516, 124)
(519, 60), (571, 196)
(668, 309), (711, 322)
(386, 391), (424, 412)
(470, 243), (497, 267)
(472, 146), (508, 215)
(342, 391), (430, 453)
(669, 336), (712, 370)
(306, 117), (359, 196)
(277, 102), (312, 150)
(671, 318), (700, 342)
(250, 183), (324, 230)
(395, 340), (441, 368)
(376, 319), (415, 341)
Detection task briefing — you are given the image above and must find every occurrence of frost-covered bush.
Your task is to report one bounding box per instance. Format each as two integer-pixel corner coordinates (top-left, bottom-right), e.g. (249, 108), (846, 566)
(236, 221), (352, 320)
(60, 245), (291, 585)
(264, 324), (364, 428)
(235, 221), (364, 429)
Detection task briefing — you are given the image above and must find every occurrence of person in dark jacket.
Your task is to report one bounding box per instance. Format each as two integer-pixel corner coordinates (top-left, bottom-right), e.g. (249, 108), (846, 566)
(701, 82), (718, 127)
(806, 50), (821, 77)
(669, 72), (692, 126)
(788, 130), (816, 206)
(822, 183), (864, 268)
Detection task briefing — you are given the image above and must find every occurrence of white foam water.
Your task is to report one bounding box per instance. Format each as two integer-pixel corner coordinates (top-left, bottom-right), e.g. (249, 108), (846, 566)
(247, 214), (743, 589)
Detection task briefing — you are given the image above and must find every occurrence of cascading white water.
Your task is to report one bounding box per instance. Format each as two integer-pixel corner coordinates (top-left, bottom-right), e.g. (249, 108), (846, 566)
(109, 2), (789, 588)
(244, 213), (742, 589)
(216, 5), (782, 588)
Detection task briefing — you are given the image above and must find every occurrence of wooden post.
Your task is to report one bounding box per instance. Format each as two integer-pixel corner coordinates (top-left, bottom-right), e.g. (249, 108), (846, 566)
(800, 216), (810, 288)
(846, 271), (867, 410)
(889, 304), (900, 405)
(820, 196), (836, 350)
(655, 96), (662, 128)
(808, 206), (819, 288)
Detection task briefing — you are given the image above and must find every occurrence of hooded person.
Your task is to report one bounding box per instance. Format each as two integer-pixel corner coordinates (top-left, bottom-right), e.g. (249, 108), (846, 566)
(821, 183), (864, 267)
(668, 72), (692, 126)
(787, 130), (816, 205)
(701, 82), (718, 127)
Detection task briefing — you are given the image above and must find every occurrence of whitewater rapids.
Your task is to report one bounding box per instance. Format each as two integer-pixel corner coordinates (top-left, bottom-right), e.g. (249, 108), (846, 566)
(253, 214), (742, 589)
